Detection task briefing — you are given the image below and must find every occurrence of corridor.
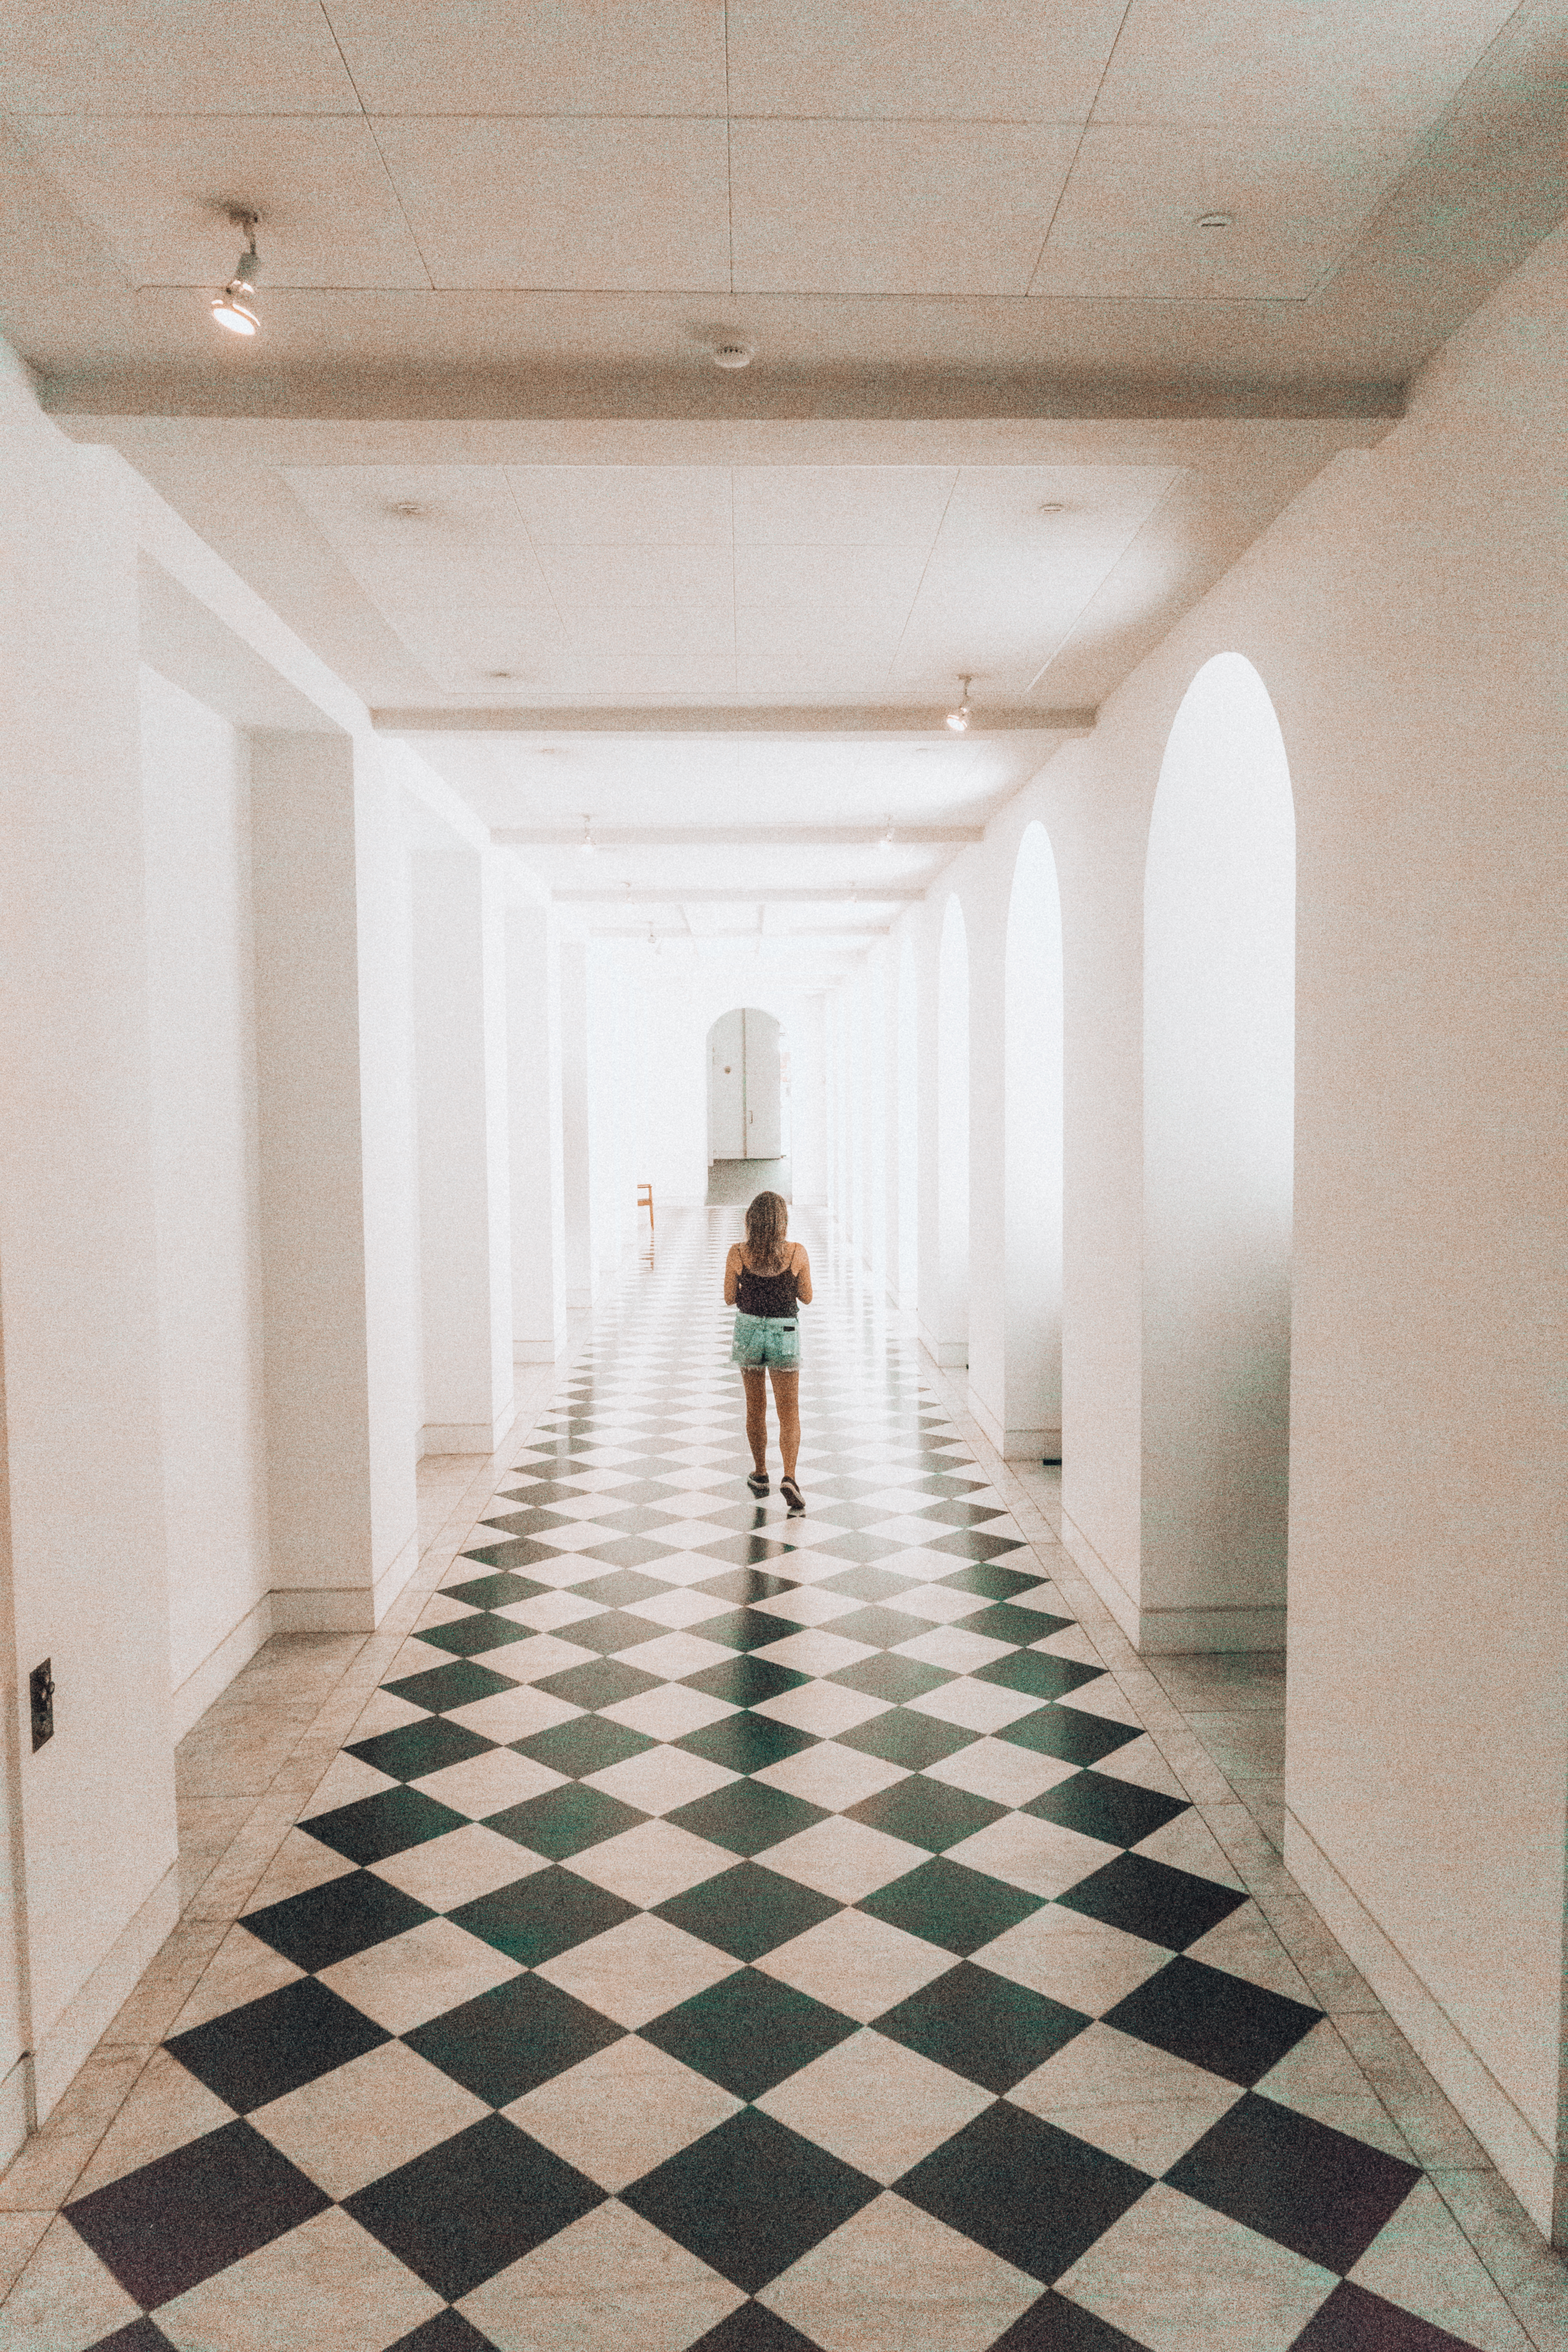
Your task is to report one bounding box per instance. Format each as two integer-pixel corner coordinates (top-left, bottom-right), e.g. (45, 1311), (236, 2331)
(0, 1216), (1550, 2352)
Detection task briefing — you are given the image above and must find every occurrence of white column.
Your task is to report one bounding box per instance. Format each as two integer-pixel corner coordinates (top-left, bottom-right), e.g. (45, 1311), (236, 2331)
(506, 903), (567, 1364)
(967, 915), (1010, 1448)
(559, 940), (597, 1310)
(410, 839), (514, 1454)
(251, 730), (420, 1610)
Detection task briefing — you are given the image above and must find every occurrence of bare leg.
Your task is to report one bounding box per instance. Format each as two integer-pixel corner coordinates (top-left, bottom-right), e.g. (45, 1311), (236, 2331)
(769, 1370), (800, 1480)
(742, 1369), (768, 1474)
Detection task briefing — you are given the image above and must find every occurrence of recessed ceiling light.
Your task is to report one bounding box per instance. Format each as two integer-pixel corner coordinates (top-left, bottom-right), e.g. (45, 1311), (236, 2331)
(211, 211), (261, 335)
(712, 341), (753, 370)
(386, 498), (430, 521)
(1039, 501), (1067, 514)
(1195, 212), (1234, 229)
(878, 818), (895, 852)
(946, 675), (973, 733)
(579, 813), (597, 855)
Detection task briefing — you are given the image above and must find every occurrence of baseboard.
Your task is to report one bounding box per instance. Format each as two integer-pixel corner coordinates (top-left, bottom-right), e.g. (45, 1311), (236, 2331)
(1138, 1602), (1287, 1653)
(514, 1336), (566, 1364)
(421, 1408), (514, 1456)
(917, 1321), (967, 1370)
(1284, 1806), (1561, 2245)
(33, 1861), (179, 2121)
(170, 1592), (274, 1740)
(966, 1387), (1055, 1463)
(0, 2051), (31, 2169)
(271, 1586), (377, 1634)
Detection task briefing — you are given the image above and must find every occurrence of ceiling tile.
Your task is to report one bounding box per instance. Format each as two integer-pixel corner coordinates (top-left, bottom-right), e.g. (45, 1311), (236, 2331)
(508, 467), (733, 546)
(734, 467), (956, 548)
(733, 544), (923, 622)
(534, 545), (734, 609)
(373, 118), (731, 291)
(282, 466), (559, 632)
(1092, 0), (1520, 129)
(15, 116), (430, 288)
(730, 120), (1080, 295)
(1031, 125), (1417, 301)
(386, 606), (571, 690)
(323, 0), (727, 116)
(726, 0), (1125, 120)
(0, 0), (360, 113)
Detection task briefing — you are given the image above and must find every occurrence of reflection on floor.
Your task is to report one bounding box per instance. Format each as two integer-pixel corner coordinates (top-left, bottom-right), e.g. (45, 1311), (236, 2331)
(1150, 1652), (1288, 1857)
(1, 1211), (1563, 2352)
(706, 1157), (791, 1207)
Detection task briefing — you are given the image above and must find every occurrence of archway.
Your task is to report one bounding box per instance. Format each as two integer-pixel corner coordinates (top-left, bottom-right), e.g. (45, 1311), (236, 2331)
(707, 1006), (790, 1203)
(1004, 822), (1065, 1459)
(1143, 652), (1295, 1649)
(933, 896), (970, 1367)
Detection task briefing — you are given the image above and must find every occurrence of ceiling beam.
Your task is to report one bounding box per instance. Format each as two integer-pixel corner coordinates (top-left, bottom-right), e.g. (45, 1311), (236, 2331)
(376, 704), (1095, 736)
(495, 825), (983, 848)
(554, 887), (923, 904)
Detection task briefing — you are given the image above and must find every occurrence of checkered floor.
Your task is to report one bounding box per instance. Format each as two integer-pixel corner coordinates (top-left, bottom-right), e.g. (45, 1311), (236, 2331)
(55, 1213), (1492, 2351)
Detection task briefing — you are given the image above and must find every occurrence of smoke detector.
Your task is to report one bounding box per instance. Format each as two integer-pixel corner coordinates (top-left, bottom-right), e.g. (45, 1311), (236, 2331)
(712, 341), (753, 370)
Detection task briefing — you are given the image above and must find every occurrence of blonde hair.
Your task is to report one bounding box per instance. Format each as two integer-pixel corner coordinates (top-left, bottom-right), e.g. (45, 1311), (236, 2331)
(744, 1191), (789, 1273)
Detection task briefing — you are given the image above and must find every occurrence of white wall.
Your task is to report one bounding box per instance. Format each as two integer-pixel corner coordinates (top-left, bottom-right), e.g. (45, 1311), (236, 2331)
(140, 667), (271, 1733)
(875, 223), (1567, 2236)
(0, 376), (180, 2139)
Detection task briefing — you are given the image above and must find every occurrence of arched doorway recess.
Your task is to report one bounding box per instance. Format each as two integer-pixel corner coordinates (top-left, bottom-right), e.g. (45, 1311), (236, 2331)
(707, 1007), (790, 1203)
(1004, 822), (1065, 1459)
(933, 896), (970, 1368)
(1142, 652), (1296, 1650)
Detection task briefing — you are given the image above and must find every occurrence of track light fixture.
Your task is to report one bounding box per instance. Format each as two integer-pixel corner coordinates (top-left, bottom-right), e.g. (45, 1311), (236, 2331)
(212, 212), (261, 336)
(946, 675), (973, 733)
(579, 814), (597, 855)
(878, 818), (895, 852)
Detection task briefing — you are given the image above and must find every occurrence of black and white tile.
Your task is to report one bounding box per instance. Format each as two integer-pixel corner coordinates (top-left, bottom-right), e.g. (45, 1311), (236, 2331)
(31, 1214), (1517, 2349)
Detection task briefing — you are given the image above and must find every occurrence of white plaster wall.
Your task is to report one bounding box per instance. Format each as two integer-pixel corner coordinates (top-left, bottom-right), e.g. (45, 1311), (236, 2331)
(887, 225), (1567, 2231)
(0, 376), (179, 2120)
(139, 667), (270, 1728)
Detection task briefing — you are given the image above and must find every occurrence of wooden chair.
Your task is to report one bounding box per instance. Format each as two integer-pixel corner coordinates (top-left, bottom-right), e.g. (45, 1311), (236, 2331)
(637, 1182), (654, 1232)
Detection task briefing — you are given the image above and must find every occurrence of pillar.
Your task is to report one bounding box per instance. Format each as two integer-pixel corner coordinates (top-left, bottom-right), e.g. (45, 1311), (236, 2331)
(410, 839), (514, 1452)
(506, 903), (567, 1364)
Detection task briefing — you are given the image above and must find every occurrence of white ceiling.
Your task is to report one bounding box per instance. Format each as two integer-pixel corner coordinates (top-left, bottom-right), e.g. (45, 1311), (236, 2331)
(1, 0), (1550, 398)
(7, 0), (1559, 990)
(282, 460), (1176, 702)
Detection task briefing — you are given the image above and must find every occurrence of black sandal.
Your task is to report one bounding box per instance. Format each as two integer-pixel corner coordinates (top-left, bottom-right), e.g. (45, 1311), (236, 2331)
(780, 1477), (804, 1514)
(747, 1470), (770, 1497)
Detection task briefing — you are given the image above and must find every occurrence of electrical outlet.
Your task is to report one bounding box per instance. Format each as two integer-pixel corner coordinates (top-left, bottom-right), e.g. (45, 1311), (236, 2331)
(29, 1660), (54, 1752)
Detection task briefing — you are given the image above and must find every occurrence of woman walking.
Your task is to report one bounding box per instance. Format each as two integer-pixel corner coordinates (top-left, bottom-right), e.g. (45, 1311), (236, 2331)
(724, 1191), (812, 1512)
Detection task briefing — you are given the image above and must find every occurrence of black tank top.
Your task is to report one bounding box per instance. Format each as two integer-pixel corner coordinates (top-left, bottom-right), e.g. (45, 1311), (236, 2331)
(736, 1256), (798, 1319)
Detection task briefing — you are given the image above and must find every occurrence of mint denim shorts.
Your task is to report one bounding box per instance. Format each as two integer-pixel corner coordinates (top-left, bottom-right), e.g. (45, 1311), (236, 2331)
(731, 1312), (800, 1371)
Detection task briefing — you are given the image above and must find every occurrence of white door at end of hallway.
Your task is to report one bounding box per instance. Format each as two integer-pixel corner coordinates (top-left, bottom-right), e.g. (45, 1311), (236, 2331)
(746, 1011), (782, 1158)
(710, 1008), (746, 1160)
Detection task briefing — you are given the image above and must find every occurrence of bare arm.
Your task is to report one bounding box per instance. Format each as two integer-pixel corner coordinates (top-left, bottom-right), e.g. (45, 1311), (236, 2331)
(791, 1243), (813, 1306)
(723, 1243), (743, 1306)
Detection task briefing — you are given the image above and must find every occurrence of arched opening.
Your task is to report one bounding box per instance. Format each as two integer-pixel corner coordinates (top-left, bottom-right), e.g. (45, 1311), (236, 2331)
(707, 1006), (790, 1205)
(896, 934), (919, 1313)
(934, 896), (970, 1368)
(1143, 652), (1295, 1651)
(1004, 822), (1065, 1460)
